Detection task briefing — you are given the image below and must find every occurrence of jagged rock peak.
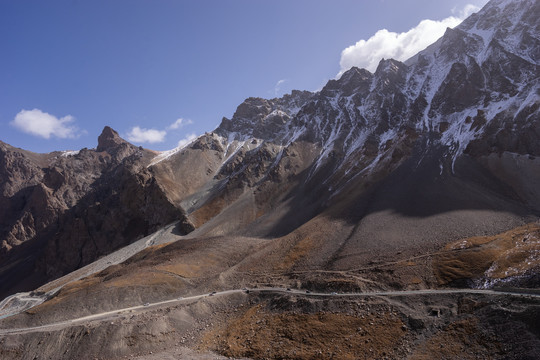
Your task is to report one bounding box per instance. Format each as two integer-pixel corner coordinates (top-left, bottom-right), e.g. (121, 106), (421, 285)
(276, 89), (313, 101)
(340, 66), (373, 79)
(215, 89), (315, 141)
(322, 66), (373, 96)
(97, 126), (129, 153)
(328, 66), (372, 86)
(374, 58), (408, 75)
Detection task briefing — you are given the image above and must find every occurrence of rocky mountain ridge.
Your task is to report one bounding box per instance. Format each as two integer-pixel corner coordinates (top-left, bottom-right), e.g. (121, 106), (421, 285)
(0, 0), (538, 298)
(0, 0), (539, 358)
(208, 0), (539, 178)
(0, 127), (193, 297)
(148, 0), (539, 238)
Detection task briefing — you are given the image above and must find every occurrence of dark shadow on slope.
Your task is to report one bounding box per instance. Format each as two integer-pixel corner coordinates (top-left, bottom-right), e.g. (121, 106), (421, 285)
(0, 163), (192, 300)
(381, 153), (519, 216)
(250, 134), (538, 242)
(256, 161), (334, 238)
(335, 139), (535, 223)
(0, 235), (48, 300)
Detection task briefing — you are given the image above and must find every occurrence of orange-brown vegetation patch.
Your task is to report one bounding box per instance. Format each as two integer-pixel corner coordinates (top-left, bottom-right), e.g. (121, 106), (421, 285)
(277, 236), (315, 271)
(406, 276), (423, 285)
(102, 269), (184, 288)
(434, 223), (540, 285)
(88, 244), (193, 287)
(155, 252), (220, 278)
(190, 196), (228, 228)
(155, 263), (203, 278)
(410, 317), (502, 359)
(127, 243), (169, 263)
(27, 275), (102, 312)
(202, 305), (407, 360)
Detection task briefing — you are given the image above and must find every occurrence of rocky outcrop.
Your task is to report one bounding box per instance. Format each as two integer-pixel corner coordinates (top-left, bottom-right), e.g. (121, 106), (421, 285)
(0, 128), (192, 298)
(96, 126), (141, 161)
(37, 163), (190, 279)
(0, 143), (48, 253)
(216, 90), (314, 142)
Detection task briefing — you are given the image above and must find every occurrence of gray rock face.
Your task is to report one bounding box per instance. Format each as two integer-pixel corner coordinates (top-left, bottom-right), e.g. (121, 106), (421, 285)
(0, 128), (192, 298)
(216, 90), (314, 141)
(36, 162), (189, 279)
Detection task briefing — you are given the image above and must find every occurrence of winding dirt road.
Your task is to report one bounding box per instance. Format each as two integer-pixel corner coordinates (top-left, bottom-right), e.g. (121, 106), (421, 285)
(1, 287), (538, 336)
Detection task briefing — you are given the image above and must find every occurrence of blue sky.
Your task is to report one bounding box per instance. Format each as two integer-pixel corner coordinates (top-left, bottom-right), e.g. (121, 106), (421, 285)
(0, 0), (488, 153)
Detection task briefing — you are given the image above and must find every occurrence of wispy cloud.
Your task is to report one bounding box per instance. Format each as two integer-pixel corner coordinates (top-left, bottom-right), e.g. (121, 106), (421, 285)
(167, 118), (193, 130)
(127, 115), (195, 144)
(126, 126), (166, 143)
(274, 79), (288, 96)
(338, 3), (482, 75)
(11, 108), (81, 139)
(452, 3), (483, 18)
(177, 133), (197, 148)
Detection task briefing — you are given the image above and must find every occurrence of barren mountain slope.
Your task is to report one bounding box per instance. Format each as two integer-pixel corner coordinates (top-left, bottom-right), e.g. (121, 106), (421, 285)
(149, 0), (539, 251)
(0, 0), (539, 359)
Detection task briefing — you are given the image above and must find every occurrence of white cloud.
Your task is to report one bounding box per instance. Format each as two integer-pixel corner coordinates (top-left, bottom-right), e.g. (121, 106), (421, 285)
(453, 3), (484, 18)
(274, 79), (288, 96)
(11, 108), (80, 139)
(126, 126), (166, 143)
(167, 118), (193, 130)
(177, 133), (197, 148)
(338, 4), (481, 74)
(126, 116), (195, 145)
